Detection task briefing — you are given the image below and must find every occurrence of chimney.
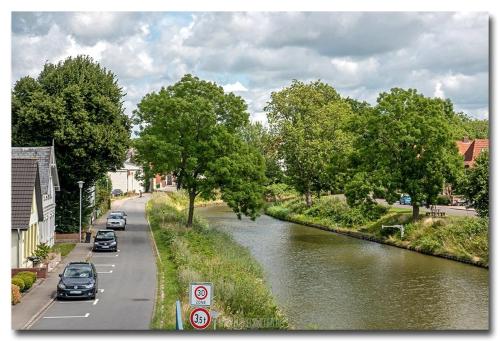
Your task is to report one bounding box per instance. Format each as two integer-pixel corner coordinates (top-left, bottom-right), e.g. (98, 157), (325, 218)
(463, 136), (469, 143)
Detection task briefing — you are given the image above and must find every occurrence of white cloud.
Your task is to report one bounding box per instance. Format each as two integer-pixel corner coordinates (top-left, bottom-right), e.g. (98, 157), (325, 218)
(434, 82), (445, 99)
(223, 81), (248, 93)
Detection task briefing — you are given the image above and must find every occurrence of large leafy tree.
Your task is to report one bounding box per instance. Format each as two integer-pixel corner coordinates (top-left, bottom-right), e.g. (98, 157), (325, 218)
(133, 74), (266, 227)
(461, 150), (489, 217)
(240, 122), (285, 184)
(350, 88), (463, 221)
(265, 80), (354, 206)
(12, 55), (131, 230)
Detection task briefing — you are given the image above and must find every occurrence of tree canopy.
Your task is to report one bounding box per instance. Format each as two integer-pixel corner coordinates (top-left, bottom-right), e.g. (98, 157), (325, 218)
(133, 74), (266, 226)
(461, 150), (489, 217)
(348, 88), (464, 221)
(265, 80), (354, 206)
(12, 55), (131, 230)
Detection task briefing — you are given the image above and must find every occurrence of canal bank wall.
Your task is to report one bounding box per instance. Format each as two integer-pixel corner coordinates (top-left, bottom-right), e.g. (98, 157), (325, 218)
(264, 210), (488, 269)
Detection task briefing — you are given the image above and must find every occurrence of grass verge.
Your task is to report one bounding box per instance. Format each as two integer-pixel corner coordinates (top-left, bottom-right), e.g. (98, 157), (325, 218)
(148, 192), (288, 330)
(51, 243), (76, 257)
(266, 196), (488, 268)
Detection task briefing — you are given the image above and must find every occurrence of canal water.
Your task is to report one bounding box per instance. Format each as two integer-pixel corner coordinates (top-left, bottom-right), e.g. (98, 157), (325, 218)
(197, 205), (489, 330)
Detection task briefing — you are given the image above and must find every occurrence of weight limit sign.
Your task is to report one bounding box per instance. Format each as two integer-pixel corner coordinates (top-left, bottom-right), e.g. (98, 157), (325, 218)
(190, 307), (211, 329)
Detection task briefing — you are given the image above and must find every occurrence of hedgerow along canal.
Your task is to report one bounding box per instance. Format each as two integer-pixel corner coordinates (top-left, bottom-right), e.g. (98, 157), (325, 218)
(197, 205), (488, 330)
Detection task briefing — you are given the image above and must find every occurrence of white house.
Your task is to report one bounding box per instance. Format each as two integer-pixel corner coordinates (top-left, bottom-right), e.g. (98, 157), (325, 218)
(11, 158), (44, 268)
(12, 146), (60, 247)
(108, 149), (145, 194)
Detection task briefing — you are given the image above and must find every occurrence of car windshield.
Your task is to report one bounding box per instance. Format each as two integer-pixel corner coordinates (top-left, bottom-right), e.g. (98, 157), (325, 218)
(96, 231), (115, 240)
(63, 266), (92, 278)
(111, 212), (124, 216)
(108, 215), (121, 219)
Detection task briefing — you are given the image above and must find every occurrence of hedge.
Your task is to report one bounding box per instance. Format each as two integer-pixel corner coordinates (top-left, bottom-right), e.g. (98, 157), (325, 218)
(11, 277), (25, 292)
(12, 284), (21, 305)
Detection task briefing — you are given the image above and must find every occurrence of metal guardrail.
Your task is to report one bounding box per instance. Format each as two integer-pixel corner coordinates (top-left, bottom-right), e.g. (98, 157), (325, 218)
(176, 300), (184, 330)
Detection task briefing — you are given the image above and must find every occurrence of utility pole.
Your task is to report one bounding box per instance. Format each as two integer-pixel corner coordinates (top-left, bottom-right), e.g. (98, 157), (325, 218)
(77, 181), (84, 242)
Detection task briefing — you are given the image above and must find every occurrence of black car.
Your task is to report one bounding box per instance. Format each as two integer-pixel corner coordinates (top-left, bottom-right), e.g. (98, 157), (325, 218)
(111, 189), (123, 197)
(57, 262), (98, 299)
(93, 229), (118, 252)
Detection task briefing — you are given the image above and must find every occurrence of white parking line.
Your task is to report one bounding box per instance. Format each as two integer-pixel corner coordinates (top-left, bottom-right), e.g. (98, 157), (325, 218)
(99, 289), (104, 293)
(92, 254), (119, 257)
(94, 264), (115, 267)
(43, 313), (90, 319)
(57, 301), (94, 304)
(97, 270), (113, 274)
(93, 298), (99, 305)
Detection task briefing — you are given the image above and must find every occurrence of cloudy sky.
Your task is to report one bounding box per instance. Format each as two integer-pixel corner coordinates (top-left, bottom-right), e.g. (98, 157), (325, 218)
(11, 12), (489, 125)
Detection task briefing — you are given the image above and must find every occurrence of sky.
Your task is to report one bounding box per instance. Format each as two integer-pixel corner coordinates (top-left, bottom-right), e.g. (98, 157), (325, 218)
(11, 11), (489, 126)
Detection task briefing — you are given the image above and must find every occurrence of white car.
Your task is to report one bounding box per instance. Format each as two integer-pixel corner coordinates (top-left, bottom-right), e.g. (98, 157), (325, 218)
(110, 211), (127, 224)
(106, 213), (126, 230)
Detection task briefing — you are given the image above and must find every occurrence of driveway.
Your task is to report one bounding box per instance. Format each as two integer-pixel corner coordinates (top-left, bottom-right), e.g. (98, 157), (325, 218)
(28, 194), (157, 330)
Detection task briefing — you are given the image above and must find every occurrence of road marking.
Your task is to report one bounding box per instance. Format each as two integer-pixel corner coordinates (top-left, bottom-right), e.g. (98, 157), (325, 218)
(43, 313), (90, 319)
(118, 249), (121, 252)
(95, 264), (115, 267)
(99, 289), (104, 293)
(57, 300), (94, 304)
(92, 254), (119, 257)
(93, 298), (99, 305)
(97, 270), (113, 274)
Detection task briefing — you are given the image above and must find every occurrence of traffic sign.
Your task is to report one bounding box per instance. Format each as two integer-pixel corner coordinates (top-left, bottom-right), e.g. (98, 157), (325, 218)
(189, 282), (212, 306)
(190, 307), (211, 329)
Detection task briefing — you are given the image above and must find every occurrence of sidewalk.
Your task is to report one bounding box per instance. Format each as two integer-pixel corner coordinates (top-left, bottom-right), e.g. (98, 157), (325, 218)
(11, 242), (93, 330)
(11, 195), (141, 330)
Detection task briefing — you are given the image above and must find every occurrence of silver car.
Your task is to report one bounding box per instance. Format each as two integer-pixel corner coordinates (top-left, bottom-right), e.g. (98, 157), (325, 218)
(106, 213), (126, 230)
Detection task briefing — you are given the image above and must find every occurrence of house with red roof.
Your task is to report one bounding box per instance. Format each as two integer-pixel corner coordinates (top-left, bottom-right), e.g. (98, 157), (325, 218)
(456, 138), (489, 168)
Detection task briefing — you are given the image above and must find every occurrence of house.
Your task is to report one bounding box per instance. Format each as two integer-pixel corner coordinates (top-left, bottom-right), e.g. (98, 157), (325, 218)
(11, 159), (44, 268)
(108, 149), (145, 194)
(152, 173), (177, 192)
(456, 138), (489, 168)
(12, 146), (60, 246)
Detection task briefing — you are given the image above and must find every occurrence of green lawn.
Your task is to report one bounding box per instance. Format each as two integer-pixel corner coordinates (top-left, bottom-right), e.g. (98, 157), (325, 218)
(51, 243), (76, 257)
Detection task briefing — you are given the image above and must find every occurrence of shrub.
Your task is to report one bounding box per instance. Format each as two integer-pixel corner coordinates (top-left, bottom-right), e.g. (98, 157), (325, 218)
(34, 243), (51, 261)
(11, 277), (25, 292)
(436, 195), (451, 206)
(12, 284), (21, 305)
(15, 271), (36, 290)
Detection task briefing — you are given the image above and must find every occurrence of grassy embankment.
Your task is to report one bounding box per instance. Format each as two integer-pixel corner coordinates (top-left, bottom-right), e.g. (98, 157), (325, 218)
(51, 243), (76, 257)
(148, 191), (288, 330)
(266, 196), (488, 267)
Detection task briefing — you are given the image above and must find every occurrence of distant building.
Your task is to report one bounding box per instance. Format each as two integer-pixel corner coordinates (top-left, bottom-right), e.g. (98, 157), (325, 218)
(152, 173), (177, 192)
(11, 159), (44, 268)
(108, 149), (145, 194)
(456, 138), (489, 168)
(12, 146), (60, 246)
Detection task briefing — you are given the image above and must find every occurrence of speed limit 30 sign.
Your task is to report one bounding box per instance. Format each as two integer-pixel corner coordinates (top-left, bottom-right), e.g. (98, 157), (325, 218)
(189, 282), (212, 307)
(190, 307), (211, 329)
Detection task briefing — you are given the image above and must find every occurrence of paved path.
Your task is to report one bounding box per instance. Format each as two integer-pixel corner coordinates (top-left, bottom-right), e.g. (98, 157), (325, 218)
(25, 194), (156, 330)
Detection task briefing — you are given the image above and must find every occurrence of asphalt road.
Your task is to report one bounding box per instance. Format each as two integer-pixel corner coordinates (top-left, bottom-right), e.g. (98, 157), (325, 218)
(29, 195), (157, 330)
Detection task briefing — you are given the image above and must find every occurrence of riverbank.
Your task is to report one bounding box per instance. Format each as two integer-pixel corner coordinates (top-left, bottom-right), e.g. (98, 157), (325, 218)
(266, 196), (488, 268)
(147, 192), (288, 330)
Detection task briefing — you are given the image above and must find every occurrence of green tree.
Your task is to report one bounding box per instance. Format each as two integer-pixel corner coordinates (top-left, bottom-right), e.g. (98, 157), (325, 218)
(265, 80), (354, 206)
(240, 122), (285, 184)
(12, 55), (131, 231)
(461, 150), (489, 217)
(133, 74), (266, 227)
(349, 88), (464, 221)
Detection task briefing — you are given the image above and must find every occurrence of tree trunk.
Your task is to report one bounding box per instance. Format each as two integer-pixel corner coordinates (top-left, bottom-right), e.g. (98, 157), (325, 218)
(187, 191), (196, 227)
(412, 204), (420, 222)
(305, 190), (312, 207)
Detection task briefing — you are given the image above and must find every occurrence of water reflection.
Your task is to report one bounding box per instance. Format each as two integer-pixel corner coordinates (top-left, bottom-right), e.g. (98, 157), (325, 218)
(198, 206), (488, 330)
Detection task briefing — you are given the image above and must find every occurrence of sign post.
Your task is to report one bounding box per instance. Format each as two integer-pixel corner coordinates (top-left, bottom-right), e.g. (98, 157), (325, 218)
(189, 307), (211, 330)
(189, 282), (212, 307)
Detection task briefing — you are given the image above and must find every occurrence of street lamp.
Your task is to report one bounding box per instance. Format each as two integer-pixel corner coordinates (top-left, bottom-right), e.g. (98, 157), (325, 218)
(77, 181), (84, 242)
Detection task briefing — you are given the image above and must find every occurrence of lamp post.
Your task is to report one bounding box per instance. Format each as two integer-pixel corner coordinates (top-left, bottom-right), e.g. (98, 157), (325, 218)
(77, 181), (84, 242)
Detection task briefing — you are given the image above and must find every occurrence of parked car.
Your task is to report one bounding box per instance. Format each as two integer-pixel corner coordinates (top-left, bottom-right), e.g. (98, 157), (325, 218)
(106, 213), (126, 230)
(110, 211), (127, 224)
(399, 195), (412, 205)
(57, 262), (98, 300)
(111, 189), (123, 197)
(93, 229), (118, 252)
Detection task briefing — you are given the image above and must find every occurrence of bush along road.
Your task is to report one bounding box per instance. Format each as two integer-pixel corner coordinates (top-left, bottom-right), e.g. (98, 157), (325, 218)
(147, 192), (288, 330)
(266, 196), (488, 268)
